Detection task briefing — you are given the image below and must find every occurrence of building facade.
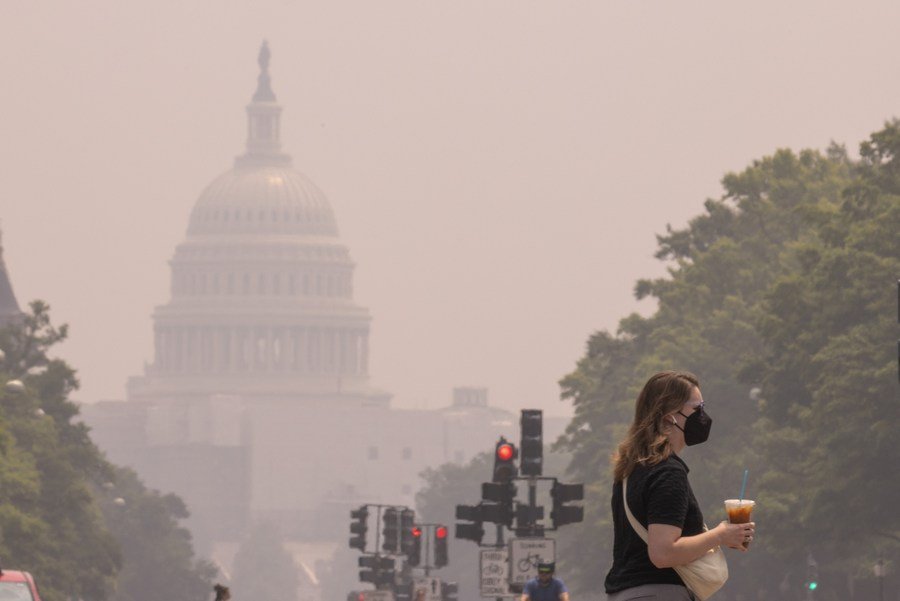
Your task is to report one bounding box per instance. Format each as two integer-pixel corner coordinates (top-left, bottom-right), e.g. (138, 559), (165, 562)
(80, 45), (542, 567)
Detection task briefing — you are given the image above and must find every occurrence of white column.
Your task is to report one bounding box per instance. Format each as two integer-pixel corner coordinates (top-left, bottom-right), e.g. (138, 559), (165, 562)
(348, 331), (359, 375)
(296, 327), (307, 373)
(228, 327), (239, 372)
(360, 332), (369, 376)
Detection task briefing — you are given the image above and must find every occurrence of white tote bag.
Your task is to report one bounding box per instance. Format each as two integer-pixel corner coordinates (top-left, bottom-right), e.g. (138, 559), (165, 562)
(622, 477), (728, 601)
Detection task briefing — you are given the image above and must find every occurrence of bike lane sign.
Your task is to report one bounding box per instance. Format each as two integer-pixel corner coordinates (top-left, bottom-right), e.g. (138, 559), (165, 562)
(509, 538), (556, 586)
(480, 548), (511, 597)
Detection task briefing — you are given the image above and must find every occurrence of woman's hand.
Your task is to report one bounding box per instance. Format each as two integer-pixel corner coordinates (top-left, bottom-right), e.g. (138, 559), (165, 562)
(714, 520), (755, 551)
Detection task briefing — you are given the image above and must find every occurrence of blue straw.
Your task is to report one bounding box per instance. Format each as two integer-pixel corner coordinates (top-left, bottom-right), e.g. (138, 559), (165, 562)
(739, 469), (749, 502)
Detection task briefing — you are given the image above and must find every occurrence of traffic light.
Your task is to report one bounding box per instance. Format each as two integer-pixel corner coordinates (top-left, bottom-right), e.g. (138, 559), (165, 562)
(481, 481), (515, 527)
(349, 506), (368, 551)
(441, 582), (458, 601)
(515, 503), (544, 536)
(455, 504), (485, 544)
(805, 554), (819, 593)
(434, 525), (449, 568)
(359, 555), (394, 585)
(383, 507), (400, 553)
(493, 437), (518, 482)
(400, 509), (417, 556)
(550, 481), (584, 527)
(405, 525), (422, 566)
(520, 409), (543, 476)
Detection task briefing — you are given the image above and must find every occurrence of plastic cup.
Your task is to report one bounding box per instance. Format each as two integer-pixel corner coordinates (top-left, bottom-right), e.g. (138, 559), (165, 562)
(725, 499), (755, 548)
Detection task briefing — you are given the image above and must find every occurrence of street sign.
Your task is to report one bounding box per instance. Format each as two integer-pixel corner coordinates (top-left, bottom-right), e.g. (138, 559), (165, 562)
(361, 591), (395, 601)
(413, 577), (442, 601)
(480, 548), (512, 598)
(509, 538), (555, 585)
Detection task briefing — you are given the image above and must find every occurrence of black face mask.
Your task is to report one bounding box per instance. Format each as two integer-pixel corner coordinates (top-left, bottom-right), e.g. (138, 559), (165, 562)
(675, 405), (712, 446)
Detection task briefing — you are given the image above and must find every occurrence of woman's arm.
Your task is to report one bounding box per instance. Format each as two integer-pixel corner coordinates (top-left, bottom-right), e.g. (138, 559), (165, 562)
(647, 521), (753, 568)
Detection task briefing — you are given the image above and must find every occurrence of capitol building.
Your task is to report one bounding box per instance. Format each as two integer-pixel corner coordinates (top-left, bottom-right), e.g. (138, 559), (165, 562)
(79, 44), (552, 573)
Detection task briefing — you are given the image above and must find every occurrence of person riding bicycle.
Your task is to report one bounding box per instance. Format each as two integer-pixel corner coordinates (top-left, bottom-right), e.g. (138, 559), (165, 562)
(521, 563), (569, 601)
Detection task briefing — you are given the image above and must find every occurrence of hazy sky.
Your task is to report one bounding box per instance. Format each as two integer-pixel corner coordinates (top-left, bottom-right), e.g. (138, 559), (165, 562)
(2, 1), (899, 416)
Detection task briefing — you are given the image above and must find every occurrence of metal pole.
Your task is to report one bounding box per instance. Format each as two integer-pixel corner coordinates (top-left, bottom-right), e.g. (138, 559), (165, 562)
(375, 505), (382, 553)
(425, 524), (432, 577)
(528, 478), (537, 536)
(496, 524), (505, 601)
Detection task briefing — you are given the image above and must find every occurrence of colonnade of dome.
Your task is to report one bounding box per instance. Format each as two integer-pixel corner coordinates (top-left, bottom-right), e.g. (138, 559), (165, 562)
(149, 325), (368, 376)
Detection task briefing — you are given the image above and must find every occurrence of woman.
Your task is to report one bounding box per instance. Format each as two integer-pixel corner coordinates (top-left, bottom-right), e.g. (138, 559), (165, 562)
(604, 371), (754, 601)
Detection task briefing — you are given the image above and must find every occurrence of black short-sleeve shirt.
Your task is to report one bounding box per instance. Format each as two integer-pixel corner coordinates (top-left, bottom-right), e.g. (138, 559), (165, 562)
(604, 454), (705, 594)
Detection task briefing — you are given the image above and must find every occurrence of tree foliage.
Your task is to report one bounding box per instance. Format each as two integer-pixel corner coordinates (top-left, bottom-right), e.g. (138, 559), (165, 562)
(0, 301), (215, 601)
(102, 467), (217, 601)
(556, 124), (899, 599)
(231, 522), (300, 601)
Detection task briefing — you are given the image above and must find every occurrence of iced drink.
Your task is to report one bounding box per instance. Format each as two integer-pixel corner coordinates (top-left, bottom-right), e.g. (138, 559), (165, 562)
(725, 499), (755, 548)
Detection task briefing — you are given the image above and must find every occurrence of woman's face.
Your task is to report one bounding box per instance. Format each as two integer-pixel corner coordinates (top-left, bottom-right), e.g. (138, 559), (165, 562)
(666, 386), (704, 448)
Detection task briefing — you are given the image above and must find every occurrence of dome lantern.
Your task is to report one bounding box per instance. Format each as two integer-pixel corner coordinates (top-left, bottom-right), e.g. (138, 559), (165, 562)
(237, 41), (290, 169)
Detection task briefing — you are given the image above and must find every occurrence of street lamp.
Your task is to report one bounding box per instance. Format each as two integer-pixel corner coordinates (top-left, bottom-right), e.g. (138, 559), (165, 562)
(4, 380), (24, 394)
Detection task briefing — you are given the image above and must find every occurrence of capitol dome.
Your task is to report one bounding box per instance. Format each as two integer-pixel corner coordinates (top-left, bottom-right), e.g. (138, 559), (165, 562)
(187, 166), (338, 237)
(128, 42), (387, 408)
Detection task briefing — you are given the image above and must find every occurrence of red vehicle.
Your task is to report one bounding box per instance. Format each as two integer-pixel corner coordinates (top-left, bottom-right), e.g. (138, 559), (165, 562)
(0, 568), (41, 601)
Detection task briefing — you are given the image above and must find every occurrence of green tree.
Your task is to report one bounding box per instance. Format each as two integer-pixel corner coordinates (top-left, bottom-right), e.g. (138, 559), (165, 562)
(0, 301), (217, 601)
(101, 466), (217, 601)
(416, 453), (491, 601)
(231, 522), (300, 601)
(0, 301), (120, 601)
(557, 123), (898, 599)
(746, 123), (900, 575)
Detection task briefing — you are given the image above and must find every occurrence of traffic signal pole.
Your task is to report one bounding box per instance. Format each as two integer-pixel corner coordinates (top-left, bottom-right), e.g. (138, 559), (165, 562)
(375, 506), (382, 554)
(424, 524), (432, 577)
(495, 523), (505, 601)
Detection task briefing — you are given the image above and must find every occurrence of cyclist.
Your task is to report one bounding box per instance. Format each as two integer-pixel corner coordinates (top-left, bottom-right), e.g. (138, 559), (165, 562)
(521, 563), (569, 601)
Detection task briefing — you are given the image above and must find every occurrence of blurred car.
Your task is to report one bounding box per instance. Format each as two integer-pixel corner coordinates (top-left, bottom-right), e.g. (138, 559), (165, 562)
(0, 568), (41, 601)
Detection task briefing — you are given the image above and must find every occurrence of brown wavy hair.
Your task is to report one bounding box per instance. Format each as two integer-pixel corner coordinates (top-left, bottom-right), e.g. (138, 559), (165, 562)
(612, 371), (700, 482)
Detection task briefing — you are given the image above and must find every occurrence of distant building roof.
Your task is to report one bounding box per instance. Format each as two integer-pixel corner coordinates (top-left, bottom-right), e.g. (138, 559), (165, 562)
(0, 228), (22, 327)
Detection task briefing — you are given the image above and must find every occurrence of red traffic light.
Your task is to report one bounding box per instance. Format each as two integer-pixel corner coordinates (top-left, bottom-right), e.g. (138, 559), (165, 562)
(411, 526), (422, 538)
(435, 525), (448, 539)
(497, 443), (514, 461)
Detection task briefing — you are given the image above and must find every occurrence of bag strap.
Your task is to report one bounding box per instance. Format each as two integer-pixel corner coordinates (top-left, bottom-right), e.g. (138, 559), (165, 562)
(622, 476), (650, 543)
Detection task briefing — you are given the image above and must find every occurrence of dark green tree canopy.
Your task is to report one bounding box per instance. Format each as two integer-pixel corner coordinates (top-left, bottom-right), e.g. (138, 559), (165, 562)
(0, 302), (215, 601)
(556, 122), (899, 599)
